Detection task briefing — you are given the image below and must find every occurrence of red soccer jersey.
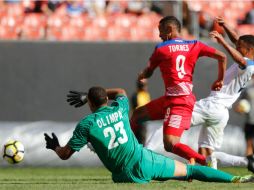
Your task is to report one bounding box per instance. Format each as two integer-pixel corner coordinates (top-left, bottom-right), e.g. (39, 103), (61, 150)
(148, 38), (216, 96)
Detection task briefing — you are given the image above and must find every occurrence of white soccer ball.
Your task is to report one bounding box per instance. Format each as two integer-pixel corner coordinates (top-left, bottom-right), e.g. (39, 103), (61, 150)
(3, 140), (25, 164)
(238, 99), (251, 113)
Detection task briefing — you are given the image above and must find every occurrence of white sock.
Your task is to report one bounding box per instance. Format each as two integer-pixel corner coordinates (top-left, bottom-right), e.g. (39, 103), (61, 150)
(213, 151), (248, 167)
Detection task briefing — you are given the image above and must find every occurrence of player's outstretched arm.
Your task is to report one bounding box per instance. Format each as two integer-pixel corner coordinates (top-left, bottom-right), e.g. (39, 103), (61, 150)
(106, 88), (127, 100)
(206, 48), (227, 91)
(210, 31), (246, 68)
(215, 17), (239, 45)
(44, 133), (75, 160)
(138, 67), (154, 83)
(137, 47), (159, 83)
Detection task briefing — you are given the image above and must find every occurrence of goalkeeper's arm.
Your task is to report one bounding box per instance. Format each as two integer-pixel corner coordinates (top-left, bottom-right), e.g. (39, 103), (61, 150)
(106, 88), (127, 100)
(44, 133), (75, 160)
(55, 145), (75, 160)
(67, 88), (127, 107)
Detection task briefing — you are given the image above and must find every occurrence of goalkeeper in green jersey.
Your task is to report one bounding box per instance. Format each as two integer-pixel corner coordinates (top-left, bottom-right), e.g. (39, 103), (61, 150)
(44, 86), (254, 183)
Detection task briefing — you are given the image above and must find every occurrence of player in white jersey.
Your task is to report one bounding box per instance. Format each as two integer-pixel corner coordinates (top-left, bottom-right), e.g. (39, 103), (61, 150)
(192, 17), (254, 170)
(192, 36), (254, 170)
(145, 17), (254, 172)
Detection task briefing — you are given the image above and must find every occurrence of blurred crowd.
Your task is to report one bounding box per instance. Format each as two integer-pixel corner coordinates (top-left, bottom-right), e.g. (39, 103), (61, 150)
(0, 0), (253, 41)
(0, 0), (164, 41)
(191, 1), (254, 38)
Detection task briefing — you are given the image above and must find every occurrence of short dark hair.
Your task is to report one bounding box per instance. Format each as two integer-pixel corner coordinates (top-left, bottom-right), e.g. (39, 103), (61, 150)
(88, 86), (107, 107)
(239, 35), (254, 48)
(159, 16), (181, 33)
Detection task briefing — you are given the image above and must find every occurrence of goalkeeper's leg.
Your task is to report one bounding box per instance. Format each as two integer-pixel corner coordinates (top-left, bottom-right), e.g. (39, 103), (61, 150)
(174, 160), (253, 183)
(185, 164), (233, 182)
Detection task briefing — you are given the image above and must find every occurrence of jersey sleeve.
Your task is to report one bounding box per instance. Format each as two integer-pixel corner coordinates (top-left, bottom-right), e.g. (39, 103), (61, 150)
(147, 47), (161, 71)
(111, 95), (129, 114)
(198, 41), (216, 57)
(67, 119), (90, 152)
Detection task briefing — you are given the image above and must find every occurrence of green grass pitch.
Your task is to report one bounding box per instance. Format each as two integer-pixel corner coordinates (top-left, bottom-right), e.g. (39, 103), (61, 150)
(0, 167), (253, 190)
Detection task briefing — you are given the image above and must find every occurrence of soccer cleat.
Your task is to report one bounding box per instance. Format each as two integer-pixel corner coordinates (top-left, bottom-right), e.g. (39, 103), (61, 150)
(247, 155), (254, 173)
(231, 175), (254, 183)
(206, 154), (217, 169)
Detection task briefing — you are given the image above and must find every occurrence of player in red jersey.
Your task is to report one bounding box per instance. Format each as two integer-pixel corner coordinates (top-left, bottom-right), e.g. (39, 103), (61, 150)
(130, 16), (227, 165)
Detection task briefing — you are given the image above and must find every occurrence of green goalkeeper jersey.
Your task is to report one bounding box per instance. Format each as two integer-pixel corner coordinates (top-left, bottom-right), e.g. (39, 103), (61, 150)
(68, 95), (142, 173)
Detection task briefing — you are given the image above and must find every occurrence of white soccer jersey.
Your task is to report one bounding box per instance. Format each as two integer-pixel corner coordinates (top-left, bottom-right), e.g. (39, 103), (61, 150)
(203, 58), (254, 109)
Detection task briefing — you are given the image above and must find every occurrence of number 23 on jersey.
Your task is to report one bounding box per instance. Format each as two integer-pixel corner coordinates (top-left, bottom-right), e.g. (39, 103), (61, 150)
(103, 121), (128, 150)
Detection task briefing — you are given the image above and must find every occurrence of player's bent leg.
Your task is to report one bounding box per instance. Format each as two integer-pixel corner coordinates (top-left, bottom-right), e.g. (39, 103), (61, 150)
(172, 142), (206, 165)
(188, 164), (254, 183)
(154, 156), (249, 183)
(163, 111), (185, 152)
(130, 106), (150, 144)
(198, 106), (228, 155)
(173, 160), (187, 176)
(198, 147), (217, 169)
(213, 151), (248, 168)
(131, 96), (165, 144)
(206, 153), (218, 169)
(186, 165), (240, 183)
(212, 152), (254, 173)
(198, 147), (214, 157)
(119, 148), (254, 183)
(163, 100), (206, 165)
(163, 133), (206, 165)
(133, 148), (176, 182)
(172, 160), (231, 182)
(163, 134), (180, 152)
(198, 118), (228, 167)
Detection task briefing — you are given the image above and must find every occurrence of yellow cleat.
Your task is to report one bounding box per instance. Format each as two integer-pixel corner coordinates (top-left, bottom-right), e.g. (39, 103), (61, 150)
(232, 175), (254, 183)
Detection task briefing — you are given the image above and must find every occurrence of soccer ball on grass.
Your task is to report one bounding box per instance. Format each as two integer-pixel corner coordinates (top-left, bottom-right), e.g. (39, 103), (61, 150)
(3, 140), (25, 164)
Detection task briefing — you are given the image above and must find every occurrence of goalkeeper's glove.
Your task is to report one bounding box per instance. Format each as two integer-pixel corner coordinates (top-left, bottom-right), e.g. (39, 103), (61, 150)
(67, 90), (87, 108)
(44, 133), (60, 151)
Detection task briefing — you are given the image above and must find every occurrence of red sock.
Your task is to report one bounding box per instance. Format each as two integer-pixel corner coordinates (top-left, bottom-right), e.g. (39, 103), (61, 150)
(172, 143), (206, 165)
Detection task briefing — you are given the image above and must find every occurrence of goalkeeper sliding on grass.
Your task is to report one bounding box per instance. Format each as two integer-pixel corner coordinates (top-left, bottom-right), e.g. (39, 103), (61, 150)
(44, 87), (254, 183)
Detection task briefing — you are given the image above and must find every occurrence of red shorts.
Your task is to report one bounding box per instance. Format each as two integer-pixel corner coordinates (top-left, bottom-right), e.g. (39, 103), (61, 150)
(146, 94), (196, 137)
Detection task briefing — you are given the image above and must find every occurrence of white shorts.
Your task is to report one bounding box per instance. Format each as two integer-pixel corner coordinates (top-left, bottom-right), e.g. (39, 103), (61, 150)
(191, 99), (229, 150)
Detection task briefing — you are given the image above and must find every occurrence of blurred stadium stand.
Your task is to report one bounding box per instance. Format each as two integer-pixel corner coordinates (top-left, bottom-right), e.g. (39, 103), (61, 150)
(0, 1), (252, 42)
(0, 0), (253, 41)
(188, 0), (254, 36)
(0, 1), (162, 41)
